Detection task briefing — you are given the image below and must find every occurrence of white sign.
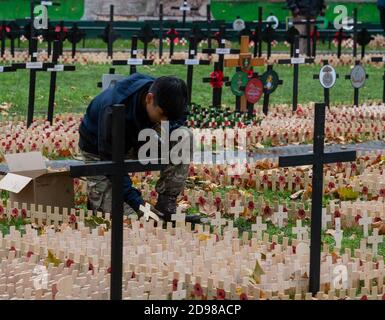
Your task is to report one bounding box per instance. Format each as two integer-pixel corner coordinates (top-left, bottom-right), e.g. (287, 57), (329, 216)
(266, 15), (279, 29)
(291, 57), (305, 64)
(185, 59), (199, 65)
(127, 58), (144, 65)
(0, 66), (3, 73)
(102, 74), (124, 91)
(41, 1), (53, 6)
(0, 173), (32, 194)
(26, 62), (43, 69)
(48, 64), (64, 72)
(319, 64), (337, 89)
(216, 48), (231, 55)
(180, 6), (191, 11)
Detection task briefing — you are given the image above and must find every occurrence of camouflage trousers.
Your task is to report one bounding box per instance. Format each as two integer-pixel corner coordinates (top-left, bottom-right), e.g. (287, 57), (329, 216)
(80, 126), (192, 216)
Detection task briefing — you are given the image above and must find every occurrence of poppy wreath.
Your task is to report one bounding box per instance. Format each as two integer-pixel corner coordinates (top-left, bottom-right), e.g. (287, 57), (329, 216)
(0, 25), (11, 36)
(55, 25), (69, 40)
(210, 70), (224, 88)
(166, 29), (179, 45)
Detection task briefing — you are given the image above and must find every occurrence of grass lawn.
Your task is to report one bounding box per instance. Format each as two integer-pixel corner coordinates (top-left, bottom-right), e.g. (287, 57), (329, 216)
(0, 63), (384, 117)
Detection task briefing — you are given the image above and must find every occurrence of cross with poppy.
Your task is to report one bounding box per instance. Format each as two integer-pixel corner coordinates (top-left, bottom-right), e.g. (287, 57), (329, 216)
(224, 36), (265, 112)
(278, 102), (356, 295)
(202, 25), (240, 108)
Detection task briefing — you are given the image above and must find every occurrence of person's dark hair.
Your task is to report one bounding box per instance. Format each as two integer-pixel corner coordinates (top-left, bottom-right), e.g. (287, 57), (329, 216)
(149, 76), (188, 120)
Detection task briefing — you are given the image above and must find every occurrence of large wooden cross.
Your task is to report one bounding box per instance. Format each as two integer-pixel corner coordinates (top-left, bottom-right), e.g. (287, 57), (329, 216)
(224, 36), (264, 112)
(70, 105), (166, 300)
(279, 103), (357, 295)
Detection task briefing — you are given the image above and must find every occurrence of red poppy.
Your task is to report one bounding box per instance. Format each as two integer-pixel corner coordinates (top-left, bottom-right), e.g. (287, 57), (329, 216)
(360, 295), (368, 300)
(131, 272), (136, 279)
(194, 283), (203, 296)
(66, 259), (74, 268)
(270, 242), (277, 251)
(294, 176), (301, 185)
(0, 206), (5, 215)
(297, 209), (306, 219)
(328, 182), (335, 189)
(240, 293), (248, 300)
(292, 245), (296, 254)
(248, 201), (255, 210)
(217, 288), (226, 300)
(362, 186), (369, 195)
(334, 210), (341, 218)
(210, 70), (224, 88)
(21, 209), (27, 219)
(262, 175), (269, 183)
(172, 279), (178, 291)
(374, 217), (382, 223)
(107, 267), (111, 273)
(279, 176), (286, 184)
(380, 189), (385, 197)
(69, 214), (77, 224)
(198, 197), (206, 206)
(215, 197), (222, 206)
(11, 208), (18, 218)
(88, 263), (94, 273)
(263, 205), (272, 216)
(26, 251), (34, 258)
(382, 294), (385, 300)
(9, 246), (16, 252)
(150, 191), (157, 198)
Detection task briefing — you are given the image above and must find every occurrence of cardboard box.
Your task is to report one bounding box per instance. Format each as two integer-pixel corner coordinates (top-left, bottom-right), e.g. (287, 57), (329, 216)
(0, 152), (74, 208)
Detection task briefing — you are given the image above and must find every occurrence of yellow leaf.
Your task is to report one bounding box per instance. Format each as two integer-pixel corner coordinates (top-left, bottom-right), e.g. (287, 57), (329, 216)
(251, 259), (265, 284)
(45, 249), (61, 268)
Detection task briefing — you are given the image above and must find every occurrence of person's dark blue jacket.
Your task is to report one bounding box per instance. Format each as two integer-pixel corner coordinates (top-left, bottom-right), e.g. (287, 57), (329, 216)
(378, 0), (385, 8)
(79, 73), (187, 211)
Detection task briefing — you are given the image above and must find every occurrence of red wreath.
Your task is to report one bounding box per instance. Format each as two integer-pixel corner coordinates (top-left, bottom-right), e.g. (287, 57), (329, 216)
(210, 70), (224, 88)
(166, 29), (179, 45)
(0, 26), (10, 34)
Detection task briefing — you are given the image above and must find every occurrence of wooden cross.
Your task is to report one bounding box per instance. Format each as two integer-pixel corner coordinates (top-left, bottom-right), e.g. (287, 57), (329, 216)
(313, 60), (339, 108)
(172, 281), (186, 300)
(278, 102), (356, 295)
(333, 218), (343, 249)
(277, 36), (314, 111)
(112, 36), (154, 75)
(171, 207), (186, 226)
(139, 203), (160, 223)
(359, 210), (371, 237)
(251, 216), (267, 240)
(211, 212), (226, 234)
(202, 25), (240, 108)
(292, 220), (308, 241)
(321, 208), (332, 230)
(368, 228), (383, 257)
(224, 36), (265, 112)
(12, 38), (54, 127)
(47, 40), (76, 125)
(171, 1), (199, 27)
(229, 201), (243, 220)
(274, 205), (287, 228)
(344, 60), (369, 107)
(371, 56), (385, 103)
(69, 105), (165, 300)
(171, 36), (210, 105)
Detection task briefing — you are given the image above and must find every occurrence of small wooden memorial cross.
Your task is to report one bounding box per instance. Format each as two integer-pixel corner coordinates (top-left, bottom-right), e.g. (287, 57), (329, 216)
(113, 36), (154, 75)
(313, 60), (338, 108)
(368, 228), (383, 257)
(171, 1), (199, 27)
(171, 36), (210, 105)
(202, 26), (240, 108)
(292, 219), (308, 241)
(229, 201), (243, 220)
(211, 211), (226, 235)
(344, 60), (368, 107)
(171, 206), (186, 227)
(70, 104), (166, 300)
(251, 216), (267, 240)
(278, 36), (314, 111)
(333, 217), (343, 249)
(261, 64), (283, 115)
(47, 40), (76, 124)
(224, 36), (265, 112)
(359, 210), (371, 237)
(274, 205), (287, 228)
(279, 102), (356, 295)
(138, 23), (155, 59)
(371, 56), (385, 103)
(12, 38), (54, 127)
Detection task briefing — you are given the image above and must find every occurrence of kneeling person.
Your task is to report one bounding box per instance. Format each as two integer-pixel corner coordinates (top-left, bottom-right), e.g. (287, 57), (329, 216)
(79, 73), (201, 223)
